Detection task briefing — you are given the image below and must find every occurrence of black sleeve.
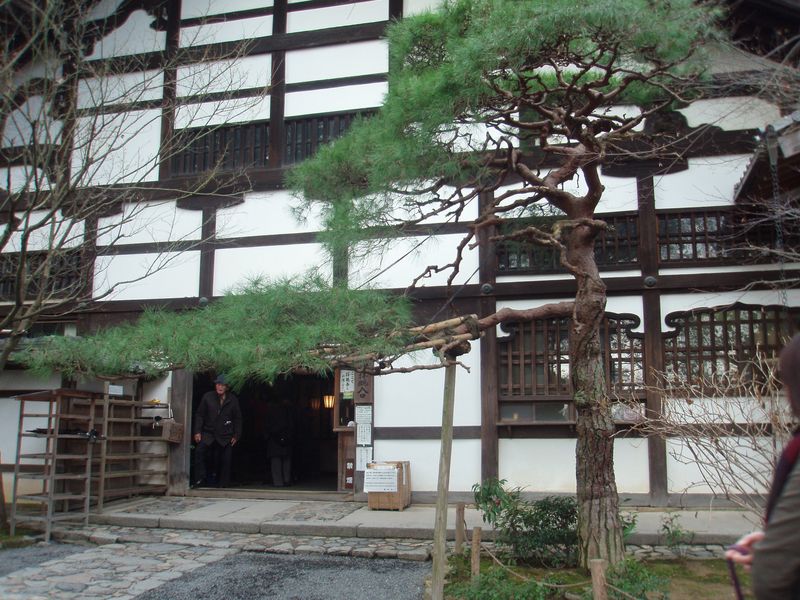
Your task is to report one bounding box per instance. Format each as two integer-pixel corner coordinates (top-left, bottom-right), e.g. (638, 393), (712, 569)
(193, 395), (207, 435)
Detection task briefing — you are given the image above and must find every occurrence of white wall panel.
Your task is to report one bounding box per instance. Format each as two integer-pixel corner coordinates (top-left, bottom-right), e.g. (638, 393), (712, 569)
(217, 190), (324, 238)
(500, 438), (576, 492)
(285, 41), (388, 83)
(374, 345), (482, 427)
(175, 96), (271, 128)
(3, 95), (57, 147)
(94, 251), (201, 300)
(213, 244), (329, 294)
(177, 56), (270, 97)
(96, 202), (203, 245)
(349, 233), (480, 289)
(287, 0), (388, 33)
(499, 437), (649, 494)
(660, 290), (800, 330)
(74, 109), (162, 185)
(373, 439), (481, 492)
(0, 166), (51, 194)
(180, 16), (273, 47)
(3, 210), (84, 252)
(678, 97), (780, 131)
(666, 437), (771, 495)
(78, 70), (163, 108)
(497, 269), (642, 284)
(284, 83), (387, 118)
(182, 0), (273, 19)
(88, 10), (165, 59)
(653, 155), (752, 209)
(403, 0), (444, 15)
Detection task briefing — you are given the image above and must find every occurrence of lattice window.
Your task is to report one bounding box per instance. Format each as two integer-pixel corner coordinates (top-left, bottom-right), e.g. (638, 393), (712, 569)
(497, 314), (644, 423)
(657, 210), (732, 263)
(0, 250), (84, 301)
(662, 304), (800, 387)
(496, 213), (639, 273)
(283, 111), (375, 165)
(170, 120), (270, 176)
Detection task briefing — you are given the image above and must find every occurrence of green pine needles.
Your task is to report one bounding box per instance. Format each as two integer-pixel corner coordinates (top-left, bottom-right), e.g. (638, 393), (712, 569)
(18, 275), (414, 387)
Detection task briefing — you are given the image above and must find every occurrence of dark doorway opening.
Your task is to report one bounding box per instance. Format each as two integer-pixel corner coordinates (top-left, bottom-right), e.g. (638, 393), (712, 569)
(191, 372), (337, 490)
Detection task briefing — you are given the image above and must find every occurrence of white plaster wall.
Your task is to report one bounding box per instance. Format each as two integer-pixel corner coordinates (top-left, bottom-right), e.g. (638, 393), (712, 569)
(372, 438), (481, 492)
(3, 95), (57, 147)
(498, 437), (649, 494)
(666, 436), (772, 495)
(175, 96), (271, 128)
(180, 16), (273, 48)
(213, 244), (329, 294)
(374, 345), (482, 427)
(403, 0), (443, 15)
(177, 56), (270, 97)
(653, 155), (753, 209)
(0, 166), (51, 193)
(494, 172), (638, 215)
(93, 251), (201, 300)
(96, 202), (203, 245)
(663, 395), (787, 425)
(285, 41), (388, 84)
(349, 233), (480, 289)
(88, 10), (165, 59)
(284, 83), (387, 118)
(182, 0), (273, 19)
(497, 269), (643, 285)
(142, 374), (174, 407)
(660, 289), (800, 330)
(73, 109), (162, 185)
(77, 70), (164, 108)
(678, 97), (781, 131)
(287, 0), (389, 33)
(217, 190), (324, 238)
(2, 210), (84, 252)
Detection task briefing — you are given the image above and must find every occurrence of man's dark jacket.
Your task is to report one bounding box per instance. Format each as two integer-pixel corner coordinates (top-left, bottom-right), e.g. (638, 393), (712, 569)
(193, 390), (243, 446)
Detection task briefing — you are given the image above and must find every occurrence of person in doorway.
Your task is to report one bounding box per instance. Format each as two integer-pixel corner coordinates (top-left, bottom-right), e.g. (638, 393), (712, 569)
(266, 397), (294, 487)
(193, 374), (242, 488)
(725, 333), (800, 599)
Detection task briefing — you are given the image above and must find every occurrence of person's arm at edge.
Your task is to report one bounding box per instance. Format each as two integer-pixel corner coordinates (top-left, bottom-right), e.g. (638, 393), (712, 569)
(751, 461), (800, 599)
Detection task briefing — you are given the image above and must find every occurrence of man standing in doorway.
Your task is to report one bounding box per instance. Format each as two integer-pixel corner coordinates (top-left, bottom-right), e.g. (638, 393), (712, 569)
(193, 374), (242, 487)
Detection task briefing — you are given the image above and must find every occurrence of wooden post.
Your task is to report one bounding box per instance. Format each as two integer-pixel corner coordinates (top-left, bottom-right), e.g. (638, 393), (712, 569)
(589, 558), (608, 600)
(455, 502), (465, 554)
(431, 360), (457, 600)
(471, 526), (482, 580)
(0, 451), (7, 531)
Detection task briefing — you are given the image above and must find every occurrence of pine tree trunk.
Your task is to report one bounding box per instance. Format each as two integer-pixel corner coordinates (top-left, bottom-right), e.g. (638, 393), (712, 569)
(568, 226), (625, 569)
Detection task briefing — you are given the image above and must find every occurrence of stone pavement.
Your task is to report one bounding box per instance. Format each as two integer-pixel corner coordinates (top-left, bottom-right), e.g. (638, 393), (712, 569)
(0, 496), (759, 598)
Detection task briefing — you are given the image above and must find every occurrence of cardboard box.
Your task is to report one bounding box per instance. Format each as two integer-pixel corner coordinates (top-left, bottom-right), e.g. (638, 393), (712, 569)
(365, 461), (411, 511)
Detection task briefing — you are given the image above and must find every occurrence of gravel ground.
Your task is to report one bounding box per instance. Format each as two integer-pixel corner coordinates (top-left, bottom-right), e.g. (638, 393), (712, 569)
(141, 552), (429, 600)
(0, 541), (84, 577)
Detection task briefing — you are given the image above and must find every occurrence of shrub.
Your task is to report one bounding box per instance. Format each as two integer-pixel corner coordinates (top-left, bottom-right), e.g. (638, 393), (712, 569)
(603, 558), (669, 600)
(445, 566), (550, 600)
(472, 479), (578, 567)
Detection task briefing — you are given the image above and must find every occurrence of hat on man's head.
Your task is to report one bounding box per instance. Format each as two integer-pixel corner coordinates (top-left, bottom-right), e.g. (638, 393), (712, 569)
(214, 374), (228, 385)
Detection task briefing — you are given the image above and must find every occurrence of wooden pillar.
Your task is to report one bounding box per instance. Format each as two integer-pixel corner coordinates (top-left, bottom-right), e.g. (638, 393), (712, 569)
(637, 175), (668, 505)
(478, 191), (499, 483)
(168, 368), (192, 494)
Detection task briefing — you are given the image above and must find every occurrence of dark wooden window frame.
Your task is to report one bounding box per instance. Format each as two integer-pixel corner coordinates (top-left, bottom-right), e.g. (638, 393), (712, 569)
(497, 312), (645, 426)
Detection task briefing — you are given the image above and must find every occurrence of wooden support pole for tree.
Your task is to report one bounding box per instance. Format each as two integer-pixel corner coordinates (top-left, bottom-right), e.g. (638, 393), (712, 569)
(431, 358), (457, 600)
(589, 558), (608, 600)
(455, 502), (465, 554)
(471, 527), (482, 580)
